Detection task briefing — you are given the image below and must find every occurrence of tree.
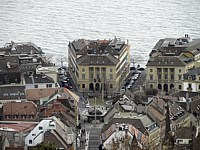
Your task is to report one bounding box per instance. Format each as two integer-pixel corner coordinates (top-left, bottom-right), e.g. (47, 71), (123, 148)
(34, 142), (56, 150)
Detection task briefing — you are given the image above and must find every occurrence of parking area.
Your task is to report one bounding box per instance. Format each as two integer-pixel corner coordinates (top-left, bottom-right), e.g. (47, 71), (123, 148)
(58, 67), (74, 90)
(121, 67), (146, 93)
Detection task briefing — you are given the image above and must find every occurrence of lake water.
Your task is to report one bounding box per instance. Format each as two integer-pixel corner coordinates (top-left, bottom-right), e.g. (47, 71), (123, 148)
(0, 0), (200, 67)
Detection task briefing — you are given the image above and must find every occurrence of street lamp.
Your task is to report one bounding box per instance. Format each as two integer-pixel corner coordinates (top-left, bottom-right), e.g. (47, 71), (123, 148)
(95, 96), (97, 124)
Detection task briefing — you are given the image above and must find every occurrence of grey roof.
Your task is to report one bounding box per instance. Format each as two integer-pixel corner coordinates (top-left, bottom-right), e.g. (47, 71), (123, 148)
(190, 98), (200, 113)
(176, 127), (194, 139)
(24, 74), (54, 84)
(0, 85), (26, 100)
(71, 39), (88, 51)
(101, 113), (155, 135)
(146, 56), (186, 66)
(170, 91), (200, 98)
(0, 56), (20, 73)
(184, 67), (200, 76)
(76, 53), (119, 65)
(152, 39), (165, 50)
(2, 42), (43, 55)
(44, 130), (68, 148)
(69, 38), (128, 65)
(186, 39), (200, 51)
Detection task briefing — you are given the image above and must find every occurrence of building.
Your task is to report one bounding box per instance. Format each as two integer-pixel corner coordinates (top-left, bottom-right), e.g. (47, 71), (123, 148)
(23, 74), (58, 90)
(0, 85), (26, 108)
(146, 36), (200, 93)
(101, 112), (161, 149)
(25, 116), (76, 149)
(0, 122), (36, 147)
(25, 88), (59, 104)
(2, 101), (38, 121)
(182, 67), (200, 92)
(0, 41), (52, 86)
(68, 37), (130, 97)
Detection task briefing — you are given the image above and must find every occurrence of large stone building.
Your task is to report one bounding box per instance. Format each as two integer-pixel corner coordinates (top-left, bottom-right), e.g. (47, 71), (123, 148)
(68, 37), (130, 96)
(146, 36), (200, 93)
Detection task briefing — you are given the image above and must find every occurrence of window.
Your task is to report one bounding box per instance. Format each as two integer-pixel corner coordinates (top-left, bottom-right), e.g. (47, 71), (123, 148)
(179, 85), (182, 90)
(150, 84), (153, 88)
(188, 83), (192, 88)
(82, 74), (85, 79)
(158, 75), (161, 80)
(82, 68), (85, 72)
(110, 84), (113, 88)
(171, 75), (174, 80)
(29, 115), (34, 119)
(96, 68), (100, 71)
(21, 115), (26, 119)
(165, 75), (168, 80)
(46, 84), (52, 88)
(150, 75), (153, 80)
(29, 140), (32, 144)
(110, 74), (113, 80)
(90, 74), (93, 79)
(39, 126), (43, 130)
(82, 84), (85, 88)
(150, 69), (153, 72)
(13, 115), (19, 119)
(102, 68), (106, 71)
(157, 68), (161, 73)
(110, 68), (113, 72)
(170, 68), (174, 72)
(164, 68), (168, 72)
(89, 67), (94, 71)
(179, 69), (181, 73)
(97, 74), (100, 79)
(34, 85), (38, 88)
(199, 85), (200, 89)
(179, 75), (182, 80)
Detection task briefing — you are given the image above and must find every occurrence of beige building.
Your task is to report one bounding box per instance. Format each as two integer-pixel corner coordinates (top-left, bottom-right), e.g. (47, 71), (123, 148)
(146, 36), (200, 93)
(68, 38), (130, 96)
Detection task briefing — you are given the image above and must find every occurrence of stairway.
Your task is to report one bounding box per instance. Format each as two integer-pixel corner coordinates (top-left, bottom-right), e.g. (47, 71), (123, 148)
(88, 126), (102, 150)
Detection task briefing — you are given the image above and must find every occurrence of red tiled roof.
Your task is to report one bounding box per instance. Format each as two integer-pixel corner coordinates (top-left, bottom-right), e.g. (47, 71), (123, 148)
(45, 102), (68, 117)
(3, 101), (37, 115)
(147, 105), (166, 121)
(26, 88), (59, 100)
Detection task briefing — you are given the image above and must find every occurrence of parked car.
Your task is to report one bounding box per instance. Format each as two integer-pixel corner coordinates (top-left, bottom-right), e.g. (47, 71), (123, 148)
(86, 103), (91, 108)
(127, 84), (132, 90)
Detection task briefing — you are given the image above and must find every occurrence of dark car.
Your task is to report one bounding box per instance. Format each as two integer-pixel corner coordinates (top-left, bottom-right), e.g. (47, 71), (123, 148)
(137, 67), (145, 71)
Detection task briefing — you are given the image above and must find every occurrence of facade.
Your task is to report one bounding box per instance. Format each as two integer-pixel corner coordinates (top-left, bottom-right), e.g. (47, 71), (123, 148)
(182, 67), (200, 92)
(146, 56), (187, 93)
(146, 36), (200, 93)
(68, 38), (130, 96)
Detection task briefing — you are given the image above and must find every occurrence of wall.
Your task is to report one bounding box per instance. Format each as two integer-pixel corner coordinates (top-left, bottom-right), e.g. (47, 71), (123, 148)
(25, 119), (56, 146)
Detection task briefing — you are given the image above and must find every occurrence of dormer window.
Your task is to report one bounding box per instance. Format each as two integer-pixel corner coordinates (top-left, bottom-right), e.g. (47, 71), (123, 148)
(21, 115), (26, 119)
(13, 115), (19, 119)
(188, 76), (192, 80)
(5, 115), (10, 119)
(29, 115), (34, 119)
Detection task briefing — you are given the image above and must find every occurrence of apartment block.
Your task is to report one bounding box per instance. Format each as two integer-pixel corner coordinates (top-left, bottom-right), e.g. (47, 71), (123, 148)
(68, 37), (130, 96)
(146, 36), (200, 93)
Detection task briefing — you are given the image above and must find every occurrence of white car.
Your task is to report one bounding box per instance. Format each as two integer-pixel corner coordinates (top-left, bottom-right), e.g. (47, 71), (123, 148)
(86, 103), (91, 108)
